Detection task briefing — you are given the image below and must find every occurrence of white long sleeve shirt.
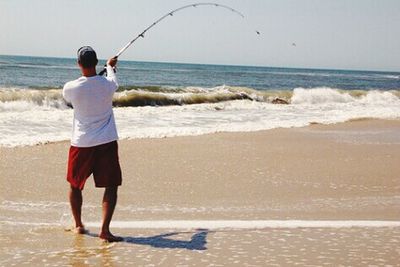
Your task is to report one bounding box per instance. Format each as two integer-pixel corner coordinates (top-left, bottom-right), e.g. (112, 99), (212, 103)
(63, 65), (119, 147)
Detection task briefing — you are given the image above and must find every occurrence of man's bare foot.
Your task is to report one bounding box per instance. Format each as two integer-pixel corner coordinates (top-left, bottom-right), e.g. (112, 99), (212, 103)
(65, 225), (88, 234)
(74, 226), (88, 234)
(99, 232), (123, 242)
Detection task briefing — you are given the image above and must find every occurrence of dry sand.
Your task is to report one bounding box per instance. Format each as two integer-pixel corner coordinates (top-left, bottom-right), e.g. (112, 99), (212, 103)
(1, 119), (400, 266)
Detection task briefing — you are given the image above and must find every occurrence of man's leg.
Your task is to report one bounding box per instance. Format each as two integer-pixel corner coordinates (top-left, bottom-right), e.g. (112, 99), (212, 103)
(69, 186), (85, 233)
(99, 186), (123, 242)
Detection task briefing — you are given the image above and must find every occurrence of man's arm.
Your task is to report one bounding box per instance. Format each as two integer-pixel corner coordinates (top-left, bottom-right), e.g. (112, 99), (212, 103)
(106, 57), (118, 91)
(62, 83), (72, 103)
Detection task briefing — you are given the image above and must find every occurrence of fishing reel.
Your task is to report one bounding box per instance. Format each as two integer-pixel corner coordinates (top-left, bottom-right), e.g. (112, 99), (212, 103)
(98, 65), (116, 76)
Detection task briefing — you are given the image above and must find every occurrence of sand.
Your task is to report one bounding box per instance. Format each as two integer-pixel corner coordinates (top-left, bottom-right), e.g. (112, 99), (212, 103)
(1, 119), (400, 266)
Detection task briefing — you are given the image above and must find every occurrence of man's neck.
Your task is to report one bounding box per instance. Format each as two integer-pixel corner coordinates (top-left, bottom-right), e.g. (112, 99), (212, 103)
(82, 67), (97, 77)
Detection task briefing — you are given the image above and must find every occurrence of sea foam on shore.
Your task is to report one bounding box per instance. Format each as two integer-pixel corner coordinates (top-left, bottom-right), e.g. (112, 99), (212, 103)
(0, 86), (399, 147)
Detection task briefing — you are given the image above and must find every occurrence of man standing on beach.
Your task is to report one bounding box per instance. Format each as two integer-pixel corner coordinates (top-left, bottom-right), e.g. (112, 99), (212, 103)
(63, 46), (123, 242)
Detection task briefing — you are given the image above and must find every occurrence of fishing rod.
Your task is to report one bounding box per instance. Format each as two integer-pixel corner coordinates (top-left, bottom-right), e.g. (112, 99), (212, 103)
(99, 2), (250, 76)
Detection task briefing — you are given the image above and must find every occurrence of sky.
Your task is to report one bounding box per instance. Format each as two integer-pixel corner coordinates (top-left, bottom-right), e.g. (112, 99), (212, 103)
(0, 0), (399, 71)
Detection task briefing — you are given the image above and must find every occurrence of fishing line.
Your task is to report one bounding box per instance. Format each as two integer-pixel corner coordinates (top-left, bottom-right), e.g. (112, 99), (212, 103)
(99, 2), (256, 75)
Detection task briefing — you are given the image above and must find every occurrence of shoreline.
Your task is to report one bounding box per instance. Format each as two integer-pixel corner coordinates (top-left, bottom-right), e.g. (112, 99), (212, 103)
(2, 86), (399, 147)
(2, 117), (400, 149)
(1, 117), (400, 266)
(2, 118), (399, 220)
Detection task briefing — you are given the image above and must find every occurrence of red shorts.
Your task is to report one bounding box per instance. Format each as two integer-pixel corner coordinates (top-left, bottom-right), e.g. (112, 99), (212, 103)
(67, 141), (122, 190)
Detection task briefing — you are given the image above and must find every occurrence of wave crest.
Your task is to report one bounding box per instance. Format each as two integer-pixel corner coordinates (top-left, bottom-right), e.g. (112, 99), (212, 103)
(0, 86), (399, 112)
(291, 87), (400, 105)
(114, 86), (259, 107)
(0, 88), (68, 111)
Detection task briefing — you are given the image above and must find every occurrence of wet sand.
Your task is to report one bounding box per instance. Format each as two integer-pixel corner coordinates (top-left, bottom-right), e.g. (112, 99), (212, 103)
(1, 119), (400, 266)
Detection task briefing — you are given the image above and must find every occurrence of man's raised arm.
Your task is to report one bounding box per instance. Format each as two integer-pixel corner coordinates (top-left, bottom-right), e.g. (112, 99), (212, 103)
(105, 57), (118, 90)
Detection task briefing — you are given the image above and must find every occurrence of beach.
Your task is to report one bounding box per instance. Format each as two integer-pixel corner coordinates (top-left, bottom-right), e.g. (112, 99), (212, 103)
(2, 1), (400, 264)
(1, 119), (399, 266)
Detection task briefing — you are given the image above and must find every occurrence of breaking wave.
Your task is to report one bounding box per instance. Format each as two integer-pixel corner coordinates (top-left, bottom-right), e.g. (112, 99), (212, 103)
(291, 87), (400, 105)
(0, 85), (399, 111)
(1, 85), (399, 147)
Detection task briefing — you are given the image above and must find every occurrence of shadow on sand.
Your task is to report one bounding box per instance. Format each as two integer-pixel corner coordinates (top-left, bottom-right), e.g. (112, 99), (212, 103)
(123, 229), (209, 250)
(85, 229), (209, 250)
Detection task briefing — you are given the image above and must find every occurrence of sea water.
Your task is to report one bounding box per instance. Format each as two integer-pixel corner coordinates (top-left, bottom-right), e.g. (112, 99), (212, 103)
(0, 54), (399, 147)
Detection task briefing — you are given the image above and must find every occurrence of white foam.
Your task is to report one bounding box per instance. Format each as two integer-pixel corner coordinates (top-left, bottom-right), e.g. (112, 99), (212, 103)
(0, 88), (399, 147)
(291, 87), (400, 105)
(1, 220), (59, 227)
(379, 74), (399, 79)
(359, 90), (399, 104)
(291, 87), (354, 104)
(2, 220), (399, 229)
(85, 220), (400, 229)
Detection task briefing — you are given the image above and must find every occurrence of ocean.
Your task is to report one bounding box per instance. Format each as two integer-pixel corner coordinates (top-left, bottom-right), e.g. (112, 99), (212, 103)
(0, 54), (399, 147)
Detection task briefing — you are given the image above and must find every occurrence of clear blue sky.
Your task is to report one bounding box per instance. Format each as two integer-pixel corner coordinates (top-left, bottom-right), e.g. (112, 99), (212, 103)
(1, 0), (399, 71)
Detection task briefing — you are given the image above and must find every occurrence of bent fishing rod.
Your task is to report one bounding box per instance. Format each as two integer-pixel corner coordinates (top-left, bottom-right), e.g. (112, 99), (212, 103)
(99, 2), (252, 76)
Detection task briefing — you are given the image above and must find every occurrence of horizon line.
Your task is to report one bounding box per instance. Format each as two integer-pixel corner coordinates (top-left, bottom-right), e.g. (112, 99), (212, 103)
(0, 53), (399, 74)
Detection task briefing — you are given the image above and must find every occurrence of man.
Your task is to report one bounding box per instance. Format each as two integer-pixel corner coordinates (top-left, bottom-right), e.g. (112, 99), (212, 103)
(63, 46), (123, 242)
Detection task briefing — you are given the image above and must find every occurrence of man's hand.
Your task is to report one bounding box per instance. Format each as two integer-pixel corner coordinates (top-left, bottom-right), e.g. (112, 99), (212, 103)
(107, 57), (118, 67)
